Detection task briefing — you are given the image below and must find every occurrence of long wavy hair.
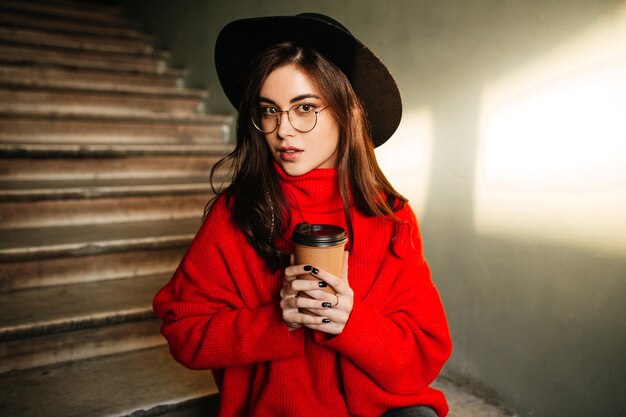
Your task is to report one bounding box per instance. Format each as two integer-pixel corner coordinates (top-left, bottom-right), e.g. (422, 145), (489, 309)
(208, 41), (407, 271)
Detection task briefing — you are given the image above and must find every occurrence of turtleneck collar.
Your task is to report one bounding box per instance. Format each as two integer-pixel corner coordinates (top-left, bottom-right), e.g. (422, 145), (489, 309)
(273, 161), (345, 215)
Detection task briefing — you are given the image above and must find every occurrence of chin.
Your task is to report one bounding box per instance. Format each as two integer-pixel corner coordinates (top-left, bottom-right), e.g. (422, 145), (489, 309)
(279, 162), (314, 177)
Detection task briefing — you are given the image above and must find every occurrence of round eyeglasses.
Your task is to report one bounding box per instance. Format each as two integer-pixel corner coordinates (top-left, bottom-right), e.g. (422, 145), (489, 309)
(251, 104), (329, 134)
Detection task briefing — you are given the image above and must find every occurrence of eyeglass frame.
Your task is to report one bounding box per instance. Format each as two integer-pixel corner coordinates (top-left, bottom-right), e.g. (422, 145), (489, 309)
(251, 104), (329, 134)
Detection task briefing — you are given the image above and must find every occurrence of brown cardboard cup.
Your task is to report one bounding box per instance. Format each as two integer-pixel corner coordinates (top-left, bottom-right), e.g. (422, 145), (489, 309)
(292, 223), (348, 314)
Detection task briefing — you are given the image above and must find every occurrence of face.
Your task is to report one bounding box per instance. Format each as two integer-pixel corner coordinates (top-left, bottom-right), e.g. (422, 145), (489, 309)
(258, 64), (340, 176)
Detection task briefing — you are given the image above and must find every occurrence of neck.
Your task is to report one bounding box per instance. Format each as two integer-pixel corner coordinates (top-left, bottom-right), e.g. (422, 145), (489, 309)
(274, 161), (345, 217)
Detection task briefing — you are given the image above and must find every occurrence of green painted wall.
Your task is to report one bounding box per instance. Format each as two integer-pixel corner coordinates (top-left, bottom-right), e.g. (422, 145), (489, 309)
(122, 1), (626, 416)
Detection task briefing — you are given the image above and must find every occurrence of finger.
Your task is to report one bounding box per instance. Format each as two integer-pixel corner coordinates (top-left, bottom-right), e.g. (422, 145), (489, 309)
(294, 294), (340, 310)
(298, 313), (335, 326)
(300, 289), (334, 301)
(284, 264), (300, 280)
(281, 309), (303, 331)
(290, 253), (295, 266)
(290, 278), (329, 292)
(309, 266), (347, 294)
(306, 325), (341, 335)
(303, 318), (343, 335)
(280, 278), (296, 298)
(284, 263), (316, 280)
(290, 291), (338, 310)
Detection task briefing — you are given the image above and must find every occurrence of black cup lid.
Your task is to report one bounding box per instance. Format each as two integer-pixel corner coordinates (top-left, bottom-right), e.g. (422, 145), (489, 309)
(291, 222), (348, 247)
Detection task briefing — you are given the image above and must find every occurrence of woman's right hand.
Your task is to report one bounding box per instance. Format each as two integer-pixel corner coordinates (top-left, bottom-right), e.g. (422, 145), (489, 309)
(280, 258), (339, 331)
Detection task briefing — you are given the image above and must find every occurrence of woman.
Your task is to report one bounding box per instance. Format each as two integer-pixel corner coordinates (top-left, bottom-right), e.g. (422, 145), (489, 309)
(153, 13), (452, 417)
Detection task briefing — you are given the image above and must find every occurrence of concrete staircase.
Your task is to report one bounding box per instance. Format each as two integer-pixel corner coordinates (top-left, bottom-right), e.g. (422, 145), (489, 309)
(0, 1), (229, 415)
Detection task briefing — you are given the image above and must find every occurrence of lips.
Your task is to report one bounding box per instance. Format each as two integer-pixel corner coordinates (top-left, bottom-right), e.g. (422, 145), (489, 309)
(277, 146), (303, 162)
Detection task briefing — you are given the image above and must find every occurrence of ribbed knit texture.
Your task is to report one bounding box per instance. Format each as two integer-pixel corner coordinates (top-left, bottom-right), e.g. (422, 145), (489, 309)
(153, 164), (452, 417)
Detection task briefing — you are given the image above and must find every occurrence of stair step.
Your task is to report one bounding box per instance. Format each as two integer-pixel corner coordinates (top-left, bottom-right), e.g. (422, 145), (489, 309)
(1, 75), (206, 98)
(0, 41), (169, 73)
(0, 273), (168, 341)
(0, 154), (229, 181)
(0, 85), (204, 116)
(1, 245), (185, 291)
(0, 25), (155, 54)
(0, 143), (232, 158)
(0, 62), (183, 88)
(0, 191), (211, 228)
(0, 318), (163, 373)
(151, 396), (220, 417)
(0, 345), (219, 417)
(0, 8), (147, 39)
(0, 217), (201, 262)
(0, 109), (232, 144)
(0, 175), (222, 228)
(0, 177), (219, 200)
(0, 0), (129, 25)
(0, 213), (195, 290)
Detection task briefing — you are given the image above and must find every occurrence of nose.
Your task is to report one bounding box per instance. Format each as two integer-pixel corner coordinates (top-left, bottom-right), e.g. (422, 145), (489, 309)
(276, 110), (295, 139)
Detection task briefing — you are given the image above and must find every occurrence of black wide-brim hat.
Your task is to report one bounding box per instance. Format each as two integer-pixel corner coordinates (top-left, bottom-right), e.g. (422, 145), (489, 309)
(215, 13), (402, 148)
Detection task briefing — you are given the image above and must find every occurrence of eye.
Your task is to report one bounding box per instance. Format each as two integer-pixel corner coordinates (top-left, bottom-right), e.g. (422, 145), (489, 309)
(260, 106), (279, 116)
(294, 103), (316, 114)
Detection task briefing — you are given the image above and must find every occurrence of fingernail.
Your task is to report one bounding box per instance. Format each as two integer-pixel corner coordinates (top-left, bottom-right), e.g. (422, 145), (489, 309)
(303, 265), (312, 272)
(311, 267), (319, 275)
(322, 318), (331, 323)
(318, 281), (328, 288)
(322, 302), (332, 308)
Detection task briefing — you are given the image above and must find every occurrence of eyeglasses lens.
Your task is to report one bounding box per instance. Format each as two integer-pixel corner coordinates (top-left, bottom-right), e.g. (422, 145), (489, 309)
(252, 106), (318, 133)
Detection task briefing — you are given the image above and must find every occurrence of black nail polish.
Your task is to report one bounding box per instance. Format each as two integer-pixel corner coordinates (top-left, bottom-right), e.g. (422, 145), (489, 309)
(311, 267), (319, 275)
(303, 265), (312, 272)
(322, 302), (332, 308)
(318, 281), (328, 288)
(322, 318), (331, 323)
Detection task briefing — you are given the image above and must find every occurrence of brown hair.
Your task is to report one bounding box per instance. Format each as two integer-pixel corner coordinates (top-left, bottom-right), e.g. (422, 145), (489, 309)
(209, 41), (406, 271)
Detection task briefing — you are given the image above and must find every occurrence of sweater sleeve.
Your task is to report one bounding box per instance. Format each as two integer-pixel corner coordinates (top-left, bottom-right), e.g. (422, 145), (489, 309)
(153, 197), (303, 370)
(321, 206), (452, 394)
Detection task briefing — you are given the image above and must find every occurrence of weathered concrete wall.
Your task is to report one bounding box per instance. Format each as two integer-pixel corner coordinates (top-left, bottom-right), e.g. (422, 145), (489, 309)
(122, 1), (626, 416)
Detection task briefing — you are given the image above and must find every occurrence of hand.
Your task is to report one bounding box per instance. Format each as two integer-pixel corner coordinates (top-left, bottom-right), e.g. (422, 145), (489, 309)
(280, 252), (352, 335)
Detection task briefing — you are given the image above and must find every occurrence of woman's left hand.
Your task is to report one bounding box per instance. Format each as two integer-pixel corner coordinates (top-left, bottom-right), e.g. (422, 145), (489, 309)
(291, 251), (353, 335)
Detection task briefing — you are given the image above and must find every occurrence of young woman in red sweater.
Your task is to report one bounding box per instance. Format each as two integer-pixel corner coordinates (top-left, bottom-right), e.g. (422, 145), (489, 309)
(153, 13), (452, 417)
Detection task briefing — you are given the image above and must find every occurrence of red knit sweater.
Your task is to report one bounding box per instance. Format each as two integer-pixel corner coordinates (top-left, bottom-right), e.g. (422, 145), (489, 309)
(153, 164), (452, 417)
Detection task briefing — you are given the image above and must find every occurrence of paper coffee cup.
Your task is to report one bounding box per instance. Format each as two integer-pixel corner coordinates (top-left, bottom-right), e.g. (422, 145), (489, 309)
(292, 222), (348, 296)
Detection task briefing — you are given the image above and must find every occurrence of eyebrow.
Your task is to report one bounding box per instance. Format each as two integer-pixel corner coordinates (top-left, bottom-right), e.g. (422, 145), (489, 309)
(258, 93), (322, 105)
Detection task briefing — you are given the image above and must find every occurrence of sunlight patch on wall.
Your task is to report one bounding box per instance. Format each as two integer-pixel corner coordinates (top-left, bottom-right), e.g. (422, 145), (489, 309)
(475, 8), (626, 256)
(376, 107), (433, 218)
